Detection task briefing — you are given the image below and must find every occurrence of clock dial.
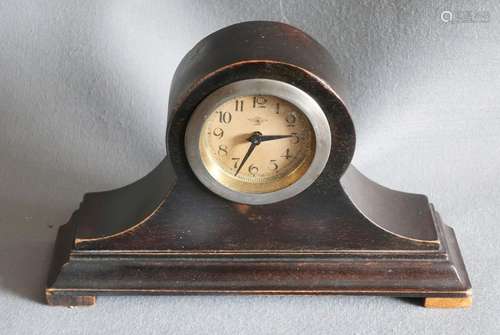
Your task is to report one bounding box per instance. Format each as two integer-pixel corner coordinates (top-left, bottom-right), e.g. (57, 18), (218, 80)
(199, 95), (316, 194)
(185, 78), (331, 204)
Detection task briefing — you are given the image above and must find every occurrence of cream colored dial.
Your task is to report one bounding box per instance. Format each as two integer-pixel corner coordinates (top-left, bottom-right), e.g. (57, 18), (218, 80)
(199, 95), (315, 194)
(185, 79), (331, 205)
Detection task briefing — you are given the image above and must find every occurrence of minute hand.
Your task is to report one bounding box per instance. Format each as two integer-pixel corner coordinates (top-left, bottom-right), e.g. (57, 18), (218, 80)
(257, 134), (293, 142)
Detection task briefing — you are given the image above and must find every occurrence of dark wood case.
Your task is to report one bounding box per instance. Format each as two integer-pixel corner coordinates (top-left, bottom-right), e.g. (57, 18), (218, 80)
(46, 21), (471, 308)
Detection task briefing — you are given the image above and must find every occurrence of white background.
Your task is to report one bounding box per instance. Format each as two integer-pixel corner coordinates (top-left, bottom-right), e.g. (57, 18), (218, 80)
(0, 1), (499, 334)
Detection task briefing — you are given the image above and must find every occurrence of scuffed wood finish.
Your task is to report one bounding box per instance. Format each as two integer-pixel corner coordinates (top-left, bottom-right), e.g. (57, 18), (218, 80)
(46, 21), (471, 307)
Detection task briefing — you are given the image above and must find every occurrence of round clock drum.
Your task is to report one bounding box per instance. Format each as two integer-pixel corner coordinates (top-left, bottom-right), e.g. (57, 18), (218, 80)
(169, 21), (358, 206)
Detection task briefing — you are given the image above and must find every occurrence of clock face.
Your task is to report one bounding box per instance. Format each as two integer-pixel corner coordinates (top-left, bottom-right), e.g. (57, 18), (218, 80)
(185, 79), (331, 204)
(200, 95), (315, 194)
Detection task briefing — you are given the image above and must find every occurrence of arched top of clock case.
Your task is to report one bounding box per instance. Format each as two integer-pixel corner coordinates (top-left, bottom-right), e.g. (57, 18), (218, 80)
(168, 21), (350, 120)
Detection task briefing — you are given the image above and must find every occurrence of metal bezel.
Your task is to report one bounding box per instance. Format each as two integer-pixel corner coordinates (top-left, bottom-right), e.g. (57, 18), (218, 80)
(184, 79), (331, 205)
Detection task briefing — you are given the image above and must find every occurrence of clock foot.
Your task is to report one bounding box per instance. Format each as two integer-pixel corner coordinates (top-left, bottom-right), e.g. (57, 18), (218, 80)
(423, 296), (472, 308)
(46, 291), (96, 307)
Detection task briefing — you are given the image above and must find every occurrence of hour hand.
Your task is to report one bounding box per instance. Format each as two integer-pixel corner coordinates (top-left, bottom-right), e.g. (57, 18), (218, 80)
(234, 142), (257, 176)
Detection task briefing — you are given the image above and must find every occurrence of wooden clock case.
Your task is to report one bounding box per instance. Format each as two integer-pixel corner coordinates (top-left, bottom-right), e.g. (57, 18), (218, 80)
(46, 21), (471, 308)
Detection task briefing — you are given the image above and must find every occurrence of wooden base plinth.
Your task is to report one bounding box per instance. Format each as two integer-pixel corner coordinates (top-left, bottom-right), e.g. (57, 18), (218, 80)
(45, 217), (471, 308)
(45, 162), (471, 308)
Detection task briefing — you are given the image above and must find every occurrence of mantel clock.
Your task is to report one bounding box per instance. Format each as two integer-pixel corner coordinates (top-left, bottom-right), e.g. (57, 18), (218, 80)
(46, 21), (471, 308)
